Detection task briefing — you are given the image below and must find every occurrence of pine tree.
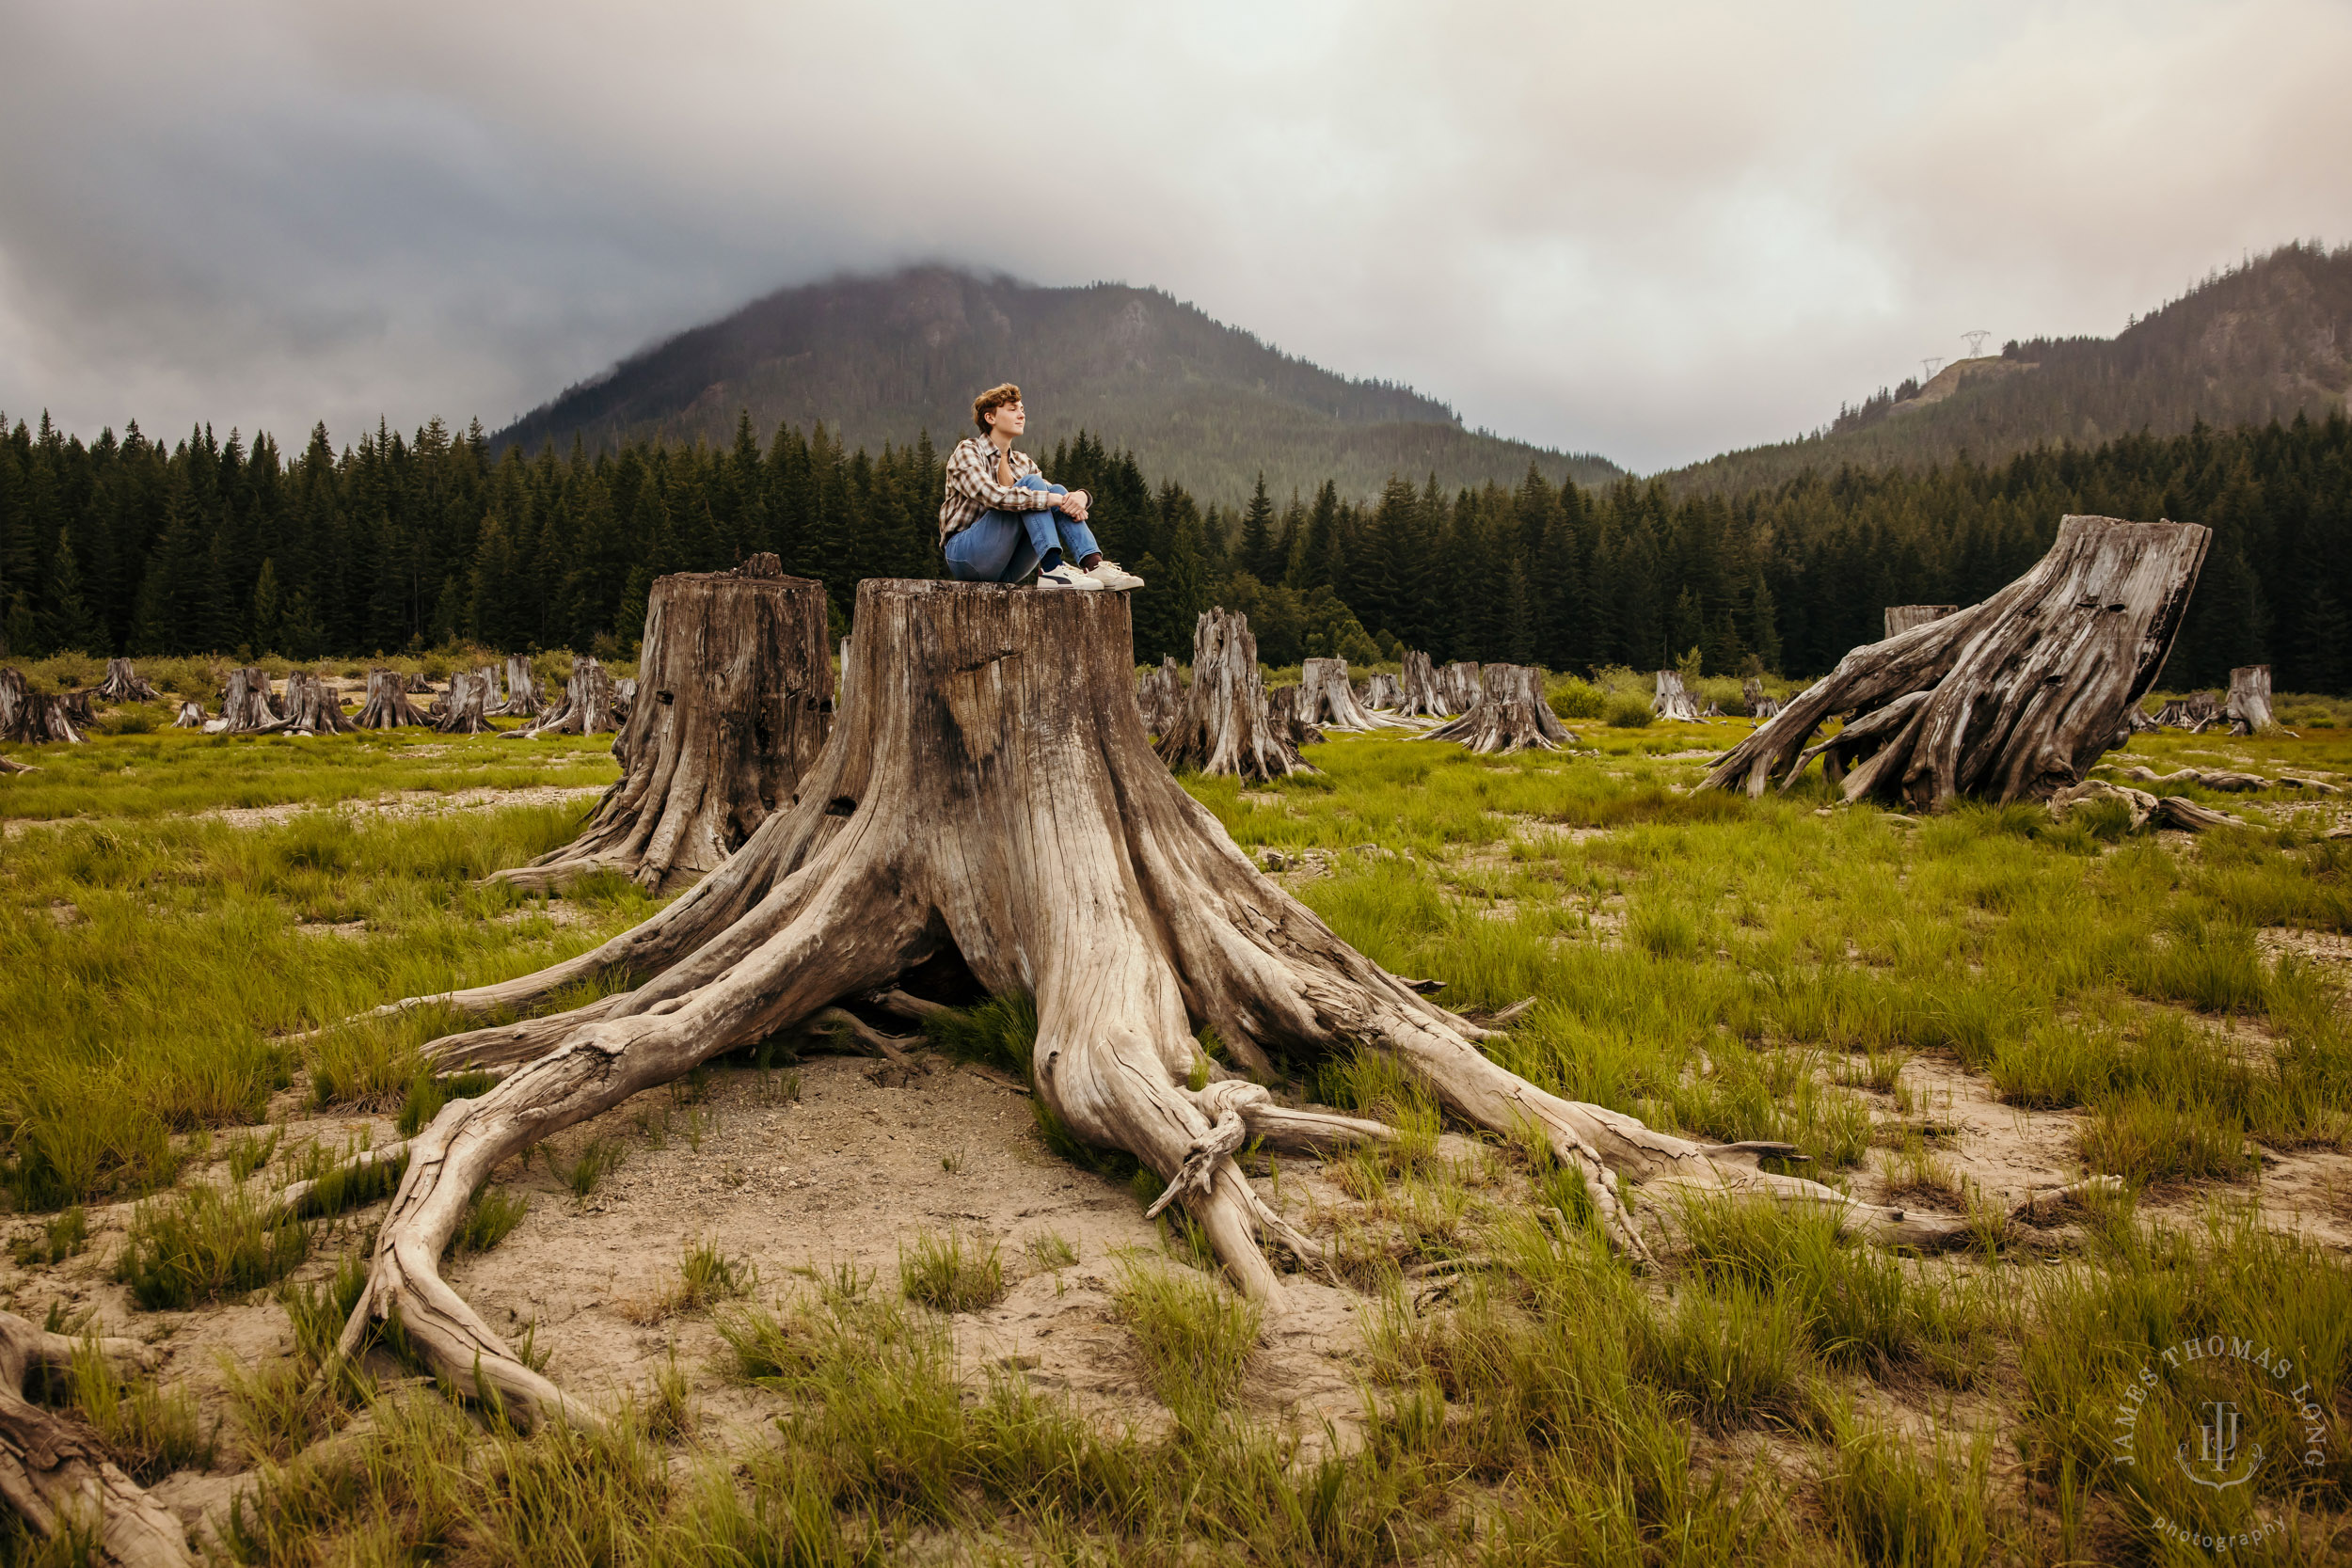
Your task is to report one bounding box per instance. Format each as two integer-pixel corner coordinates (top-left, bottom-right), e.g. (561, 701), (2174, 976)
(1238, 473), (1275, 580)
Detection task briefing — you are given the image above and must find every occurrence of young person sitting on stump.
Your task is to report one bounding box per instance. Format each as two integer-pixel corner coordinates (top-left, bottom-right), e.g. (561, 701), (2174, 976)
(940, 383), (1145, 592)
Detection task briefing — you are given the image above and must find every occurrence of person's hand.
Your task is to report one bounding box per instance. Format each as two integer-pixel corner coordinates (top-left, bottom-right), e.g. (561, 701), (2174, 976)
(1059, 489), (1089, 521)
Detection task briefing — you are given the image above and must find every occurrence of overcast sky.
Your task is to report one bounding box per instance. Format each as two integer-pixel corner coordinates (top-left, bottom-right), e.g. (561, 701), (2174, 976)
(2, 0), (2345, 474)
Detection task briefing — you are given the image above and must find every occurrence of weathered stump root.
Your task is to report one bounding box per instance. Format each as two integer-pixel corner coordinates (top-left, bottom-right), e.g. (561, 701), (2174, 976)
(1155, 608), (1309, 783)
(329, 580), (1963, 1430)
(1422, 663), (1571, 753)
(0, 1312), (189, 1566)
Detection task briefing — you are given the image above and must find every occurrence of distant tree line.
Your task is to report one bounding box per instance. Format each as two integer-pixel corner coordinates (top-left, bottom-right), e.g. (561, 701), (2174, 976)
(1, 405), (2346, 690)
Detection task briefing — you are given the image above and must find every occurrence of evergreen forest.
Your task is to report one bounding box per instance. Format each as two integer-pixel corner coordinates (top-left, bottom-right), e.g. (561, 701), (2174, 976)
(2, 405), (2347, 691)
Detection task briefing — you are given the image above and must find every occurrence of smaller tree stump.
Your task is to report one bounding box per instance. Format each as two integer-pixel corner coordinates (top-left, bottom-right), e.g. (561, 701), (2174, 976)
(1422, 663), (1572, 754)
(282, 672), (356, 736)
(2152, 692), (2220, 732)
(1136, 656), (1184, 736)
(1651, 671), (1701, 721)
(1298, 657), (1404, 732)
(494, 564), (834, 895)
(355, 669), (426, 728)
(1741, 676), (1782, 720)
(434, 673), (497, 735)
(218, 668), (285, 734)
(495, 655), (544, 718)
(508, 658), (622, 738)
(1883, 605), (1960, 638)
(1438, 660), (1484, 715)
(93, 658), (161, 704)
(0, 670), (81, 744)
(1156, 608), (1310, 782)
(171, 700), (204, 728)
(1396, 650), (1448, 718)
(1265, 684), (1327, 748)
(2223, 665), (2275, 734)
(1359, 673), (1405, 711)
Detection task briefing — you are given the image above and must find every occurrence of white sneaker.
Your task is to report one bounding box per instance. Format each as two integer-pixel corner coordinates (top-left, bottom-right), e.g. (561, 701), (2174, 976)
(1087, 559), (1146, 591)
(1036, 562), (1103, 591)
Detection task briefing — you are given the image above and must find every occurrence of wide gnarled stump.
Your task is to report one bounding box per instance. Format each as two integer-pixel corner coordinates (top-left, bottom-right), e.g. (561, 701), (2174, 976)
(355, 670), (426, 729)
(1264, 684), (1327, 749)
(2224, 665), (2276, 734)
(1358, 673), (1405, 712)
(2152, 692), (2219, 732)
(1298, 657), (1404, 732)
(1707, 516), (2211, 807)
(1652, 671), (1702, 722)
(0, 1310), (190, 1567)
(1424, 664), (1572, 754)
(1883, 605), (1961, 639)
(325, 579), (1963, 1432)
(1396, 650), (1448, 718)
(493, 560), (833, 895)
(1156, 608), (1309, 783)
(93, 659), (161, 705)
(1741, 677), (1781, 720)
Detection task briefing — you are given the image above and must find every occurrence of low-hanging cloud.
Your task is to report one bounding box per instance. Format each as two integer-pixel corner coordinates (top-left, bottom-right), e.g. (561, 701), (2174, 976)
(1, 0), (2344, 472)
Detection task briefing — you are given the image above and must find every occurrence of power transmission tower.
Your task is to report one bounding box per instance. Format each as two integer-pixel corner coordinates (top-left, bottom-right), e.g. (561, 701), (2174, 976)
(1920, 356), (1944, 383)
(1963, 329), (1992, 357)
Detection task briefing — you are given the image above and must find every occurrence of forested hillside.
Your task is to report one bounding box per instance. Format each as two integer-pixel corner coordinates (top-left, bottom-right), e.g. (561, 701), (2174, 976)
(491, 267), (1621, 505)
(4, 404), (2347, 691)
(1670, 242), (2352, 496)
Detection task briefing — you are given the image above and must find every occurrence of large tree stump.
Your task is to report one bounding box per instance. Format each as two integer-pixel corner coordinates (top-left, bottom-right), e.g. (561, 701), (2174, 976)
(1359, 673), (1405, 711)
(324, 579), (1966, 1429)
(216, 668), (283, 735)
(1741, 676), (1781, 720)
(0, 669), (87, 746)
(354, 670), (426, 729)
(510, 659), (622, 738)
(492, 562), (833, 895)
(1422, 663), (1572, 754)
(1155, 608), (1309, 783)
(1883, 605), (1961, 639)
(280, 672), (355, 736)
(471, 663), (507, 714)
(0, 1310), (190, 1567)
(434, 673), (497, 735)
(1706, 516), (2211, 807)
(1136, 656), (1184, 736)
(494, 655), (544, 719)
(1396, 650), (1448, 718)
(1298, 657), (1404, 732)
(92, 659), (160, 705)
(1651, 671), (1701, 722)
(1438, 661), (1484, 715)
(2223, 665), (2276, 734)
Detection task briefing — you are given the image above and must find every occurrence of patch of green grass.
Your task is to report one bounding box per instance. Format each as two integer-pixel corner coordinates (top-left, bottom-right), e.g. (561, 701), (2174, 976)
(455, 1186), (530, 1254)
(116, 1182), (310, 1310)
(1633, 1277), (1822, 1430)
(898, 1229), (1006, 1314)
(8, 1205), (87, 1267)
(68, 1338), (217, 1481)
(1814, 1410), (2006, 1567)
(396, 1069), (499, 1136)
(555, 1136), (624, 1199)
(1112, 1255), (1261, 1417)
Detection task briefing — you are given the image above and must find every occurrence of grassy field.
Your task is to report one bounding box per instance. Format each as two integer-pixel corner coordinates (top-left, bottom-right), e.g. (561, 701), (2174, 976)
(2, 700), (2349, 1564)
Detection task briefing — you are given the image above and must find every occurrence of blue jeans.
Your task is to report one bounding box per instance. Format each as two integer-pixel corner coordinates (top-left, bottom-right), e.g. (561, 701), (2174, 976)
(943, 475), (1102, 583)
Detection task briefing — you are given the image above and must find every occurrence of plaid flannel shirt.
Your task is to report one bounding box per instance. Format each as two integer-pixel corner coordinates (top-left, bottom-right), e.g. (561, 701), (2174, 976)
(938, 436), (1057, 546)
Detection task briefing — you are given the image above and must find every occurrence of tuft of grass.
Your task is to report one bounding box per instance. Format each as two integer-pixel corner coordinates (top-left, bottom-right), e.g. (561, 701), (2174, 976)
(224, 1129), (282, 1183)
(69, 1338), (216, 1481)
(1814, 1409), (2004, 1567)
(396, 1069), (499, 1137)
(1025, 1230), (1079, 1271)
(1604, 696), (1656, 728)
(1111, 1255), (1261, 1417)
(555, 1136), (624, 1199)
(117, 1182), (310, 1310)
(898, 1229), (1006, 1314)
(1632, 1278), (1821, 1429)
(9, 1206), (88, 1267)
(454, 1185), (530, 1254)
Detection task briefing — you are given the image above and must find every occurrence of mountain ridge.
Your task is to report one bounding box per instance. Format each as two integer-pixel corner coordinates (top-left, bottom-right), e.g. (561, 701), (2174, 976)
(493, 266), (1622, 505)
(1663, 241), (2352, 495)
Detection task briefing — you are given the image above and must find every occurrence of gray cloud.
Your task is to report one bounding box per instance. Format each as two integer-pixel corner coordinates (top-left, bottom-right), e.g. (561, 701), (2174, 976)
(2, 0), (2344, 471)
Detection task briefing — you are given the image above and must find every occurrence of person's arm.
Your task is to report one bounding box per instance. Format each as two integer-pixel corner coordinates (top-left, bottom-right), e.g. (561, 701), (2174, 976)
(949, 441), (1057, 512)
